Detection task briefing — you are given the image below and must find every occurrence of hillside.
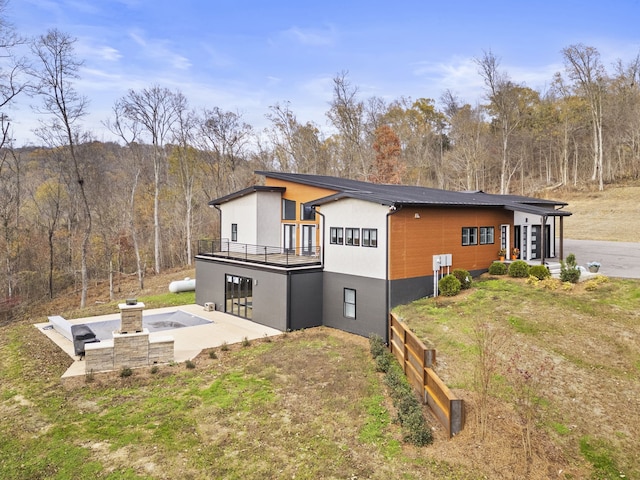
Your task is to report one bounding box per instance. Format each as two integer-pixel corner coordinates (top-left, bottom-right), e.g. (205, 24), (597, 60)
(550, 182), (640, 242)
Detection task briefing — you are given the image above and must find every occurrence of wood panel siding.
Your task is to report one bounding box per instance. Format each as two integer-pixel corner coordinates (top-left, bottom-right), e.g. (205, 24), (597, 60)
(389, 207), (513, 280)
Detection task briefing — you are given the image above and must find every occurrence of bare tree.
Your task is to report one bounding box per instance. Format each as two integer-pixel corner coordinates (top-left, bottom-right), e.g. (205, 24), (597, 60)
(114, 85), (186, 274)
(562, 44), (607, 190)
(198, 107), (253, 196)
(31, 29), (92, 307)
(476, 51), (526, 194)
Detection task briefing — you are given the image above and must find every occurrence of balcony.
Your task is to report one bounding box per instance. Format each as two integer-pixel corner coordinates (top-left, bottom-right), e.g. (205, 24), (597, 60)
(197, 239), (322, 268)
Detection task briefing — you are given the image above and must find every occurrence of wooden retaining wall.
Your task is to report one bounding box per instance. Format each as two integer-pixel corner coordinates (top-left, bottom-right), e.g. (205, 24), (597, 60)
(389, 313), (465, 437)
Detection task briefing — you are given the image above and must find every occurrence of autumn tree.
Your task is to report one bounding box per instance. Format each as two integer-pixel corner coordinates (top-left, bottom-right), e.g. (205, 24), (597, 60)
(369, 125), (403, 184)
(31, 29), (92, 307)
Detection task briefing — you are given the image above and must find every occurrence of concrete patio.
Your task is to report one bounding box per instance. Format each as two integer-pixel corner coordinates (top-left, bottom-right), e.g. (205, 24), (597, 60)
(35, 304), (282, 379)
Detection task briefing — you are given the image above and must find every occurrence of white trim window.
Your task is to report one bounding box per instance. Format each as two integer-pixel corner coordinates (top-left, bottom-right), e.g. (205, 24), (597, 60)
(231, 223), (238, 242)
(344, 288), (356, 318)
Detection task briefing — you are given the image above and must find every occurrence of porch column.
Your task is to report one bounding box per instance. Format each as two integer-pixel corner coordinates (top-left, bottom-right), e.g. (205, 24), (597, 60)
(559, 216), (564, 261)
(540, 215), (547, 265)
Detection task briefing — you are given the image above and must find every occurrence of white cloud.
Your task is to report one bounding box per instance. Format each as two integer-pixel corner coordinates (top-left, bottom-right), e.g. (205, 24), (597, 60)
(128, 29), (192, 70)
(279, 25), (337, 47)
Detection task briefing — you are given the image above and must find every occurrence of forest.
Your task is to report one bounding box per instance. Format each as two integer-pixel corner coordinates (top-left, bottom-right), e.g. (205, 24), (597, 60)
(1, 11), (639, 309)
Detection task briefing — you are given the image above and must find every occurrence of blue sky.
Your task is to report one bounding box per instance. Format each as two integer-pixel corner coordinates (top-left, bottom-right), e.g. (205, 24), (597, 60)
(7, 0), (640, 146)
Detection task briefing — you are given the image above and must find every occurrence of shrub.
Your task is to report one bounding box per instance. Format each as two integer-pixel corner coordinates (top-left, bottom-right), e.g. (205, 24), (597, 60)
(185, 359), (196, 369)
(452, 269), (472, 289)
(242, 336), (251, 347)
(150, 365), (159, 374)
(526, 275), (539, 286)
(220, 341), (229, 351)
(560, 260), (581, 283)
(488, 261), (507, 275)
(208, 350), (218, 359)
(508, 260), (530, 278)
(529, 265), (550, 280)
(539, 277), (560, 290)
(369, 333), (386, 358)
(439, 274), (461, 296)
(119, 366), (133, 378)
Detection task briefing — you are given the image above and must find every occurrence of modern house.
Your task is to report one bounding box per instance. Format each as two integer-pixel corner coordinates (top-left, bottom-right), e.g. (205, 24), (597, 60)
(195, 171), (571, 340)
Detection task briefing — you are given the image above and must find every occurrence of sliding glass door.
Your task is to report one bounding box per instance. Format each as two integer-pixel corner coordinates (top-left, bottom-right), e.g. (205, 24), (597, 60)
(225, 274), (253, 319)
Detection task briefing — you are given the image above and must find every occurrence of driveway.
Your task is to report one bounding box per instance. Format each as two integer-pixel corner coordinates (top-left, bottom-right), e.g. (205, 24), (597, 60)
(563, 239), (640, 279)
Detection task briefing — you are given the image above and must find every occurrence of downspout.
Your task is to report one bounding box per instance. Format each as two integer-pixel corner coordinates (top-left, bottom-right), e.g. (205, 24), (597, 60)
(386, 204), (402, 344)
(312, 206), (325, 266)
(540, 214), (548, 265)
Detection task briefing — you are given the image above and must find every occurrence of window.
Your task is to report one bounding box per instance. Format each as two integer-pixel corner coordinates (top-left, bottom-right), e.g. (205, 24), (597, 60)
(282, 199), (296, 220)
(330, 227), (344, 245)
(479, 226), (494, 245)
(231, 223), (238, 242)
(462, 227), (477, 246)
(345, 228), (360, 246)
(300, 203), (316, 221)
(344, 288), (356, 318)
(362, 228), (377, 247)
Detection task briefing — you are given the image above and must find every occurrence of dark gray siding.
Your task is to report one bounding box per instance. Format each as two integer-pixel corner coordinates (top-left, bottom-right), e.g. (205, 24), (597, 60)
(195, 257), (288, 331)
(195, 257), (323, 332)
(322, 272), (387, 338)
(289, 271), (323, 330)
(390, 268), (485, 308)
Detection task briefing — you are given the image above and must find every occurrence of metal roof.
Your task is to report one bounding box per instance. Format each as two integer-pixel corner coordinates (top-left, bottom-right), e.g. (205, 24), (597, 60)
(255, 171), (572, 217)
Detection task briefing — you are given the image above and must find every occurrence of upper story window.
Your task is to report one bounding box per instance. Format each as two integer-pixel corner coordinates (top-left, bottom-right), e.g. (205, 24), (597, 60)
(231, 223), (238, 242)
(282, 199), (296, 220)
(479, 226), (495, 245)
(362, 228), (377, 247)
(300, 203), (316, 221)
(462, 227), (477, 246)
(345, 228), (360, 246)
(330, 227), (344, 245)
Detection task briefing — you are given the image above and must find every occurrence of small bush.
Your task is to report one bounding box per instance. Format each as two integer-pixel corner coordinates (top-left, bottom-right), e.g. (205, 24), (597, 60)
(150, 365), (159, 374)
(439, 274), (461, 297)
(539, 277), (560, 290)
(529, 265), (550, 280)
(526, 275), (539, 286)
(508, 260), (530, 278)
(119, 366), (133, 378)
(242, 336), (251, 347)
(208, 350), (218, 359)
(85, 369), (95, 383)
(185, 359), (196, 369)
(220, 341), (229, 351)
(452, 269), (472, 290)
(375, 353), (392, 373)
(488, 261), (507, 275)
(584, 275), (608, 291)
(369, 333), (386, 358)
(560, 260), (581, 283)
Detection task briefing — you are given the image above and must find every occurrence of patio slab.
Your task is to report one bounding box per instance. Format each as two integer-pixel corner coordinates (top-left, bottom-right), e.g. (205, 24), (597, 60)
(35, 304), (282, 378)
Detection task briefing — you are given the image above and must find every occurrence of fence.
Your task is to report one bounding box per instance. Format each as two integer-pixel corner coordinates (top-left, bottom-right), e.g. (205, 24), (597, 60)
(388, 313), (465, 437)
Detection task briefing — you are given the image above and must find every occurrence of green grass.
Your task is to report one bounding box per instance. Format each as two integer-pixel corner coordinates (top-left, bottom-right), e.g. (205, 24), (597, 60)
(579, 436), (623, 479)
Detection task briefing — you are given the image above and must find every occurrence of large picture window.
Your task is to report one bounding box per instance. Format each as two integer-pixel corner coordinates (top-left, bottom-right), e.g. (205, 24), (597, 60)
(345, 228), (360, 246)
(462, 227), (477, 246)
(362, 228), (377, 247)
(282, 199), (296, 220)
(479, 226), (494, 245)
(344, 288), (356, 319)
(330, 227), (344, 245)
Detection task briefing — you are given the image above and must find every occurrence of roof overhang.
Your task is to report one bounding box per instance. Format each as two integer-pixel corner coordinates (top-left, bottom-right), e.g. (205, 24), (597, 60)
(208, 186), (286, 207)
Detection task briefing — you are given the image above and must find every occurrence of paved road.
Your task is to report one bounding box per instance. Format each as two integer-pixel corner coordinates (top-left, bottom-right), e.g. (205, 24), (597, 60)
(563, 239), (640, 279)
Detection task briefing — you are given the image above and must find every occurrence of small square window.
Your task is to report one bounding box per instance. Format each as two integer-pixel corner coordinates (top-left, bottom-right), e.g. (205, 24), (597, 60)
(480, 226), (494, 245)
(300, 203), (316, 221)
(362, 229), (377, 247)
(345, 228), (360, 246)
(462, 227), (477, 246)
(330, 227), (344, 245)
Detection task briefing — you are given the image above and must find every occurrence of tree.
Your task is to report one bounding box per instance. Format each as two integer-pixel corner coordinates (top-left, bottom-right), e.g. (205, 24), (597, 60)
(114, 85), (186, 274)
(562, 44), (607, 190)
(369, 125), (404, 184)
(476, 51), (527, 194)
(31, 29), (92, 307)
(0, 0), (30, 150)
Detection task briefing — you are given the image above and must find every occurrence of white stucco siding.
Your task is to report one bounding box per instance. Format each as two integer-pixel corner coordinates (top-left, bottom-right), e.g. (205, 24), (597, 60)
(256, 191), (282, 247)
(220, 193), (258, 244)
(321, 199), (388, 279)
(513, 211), (556, 258)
